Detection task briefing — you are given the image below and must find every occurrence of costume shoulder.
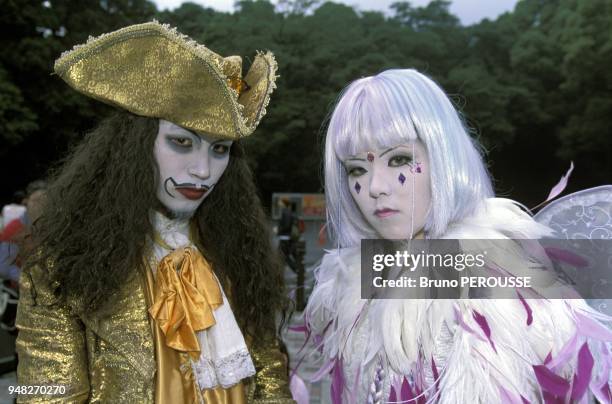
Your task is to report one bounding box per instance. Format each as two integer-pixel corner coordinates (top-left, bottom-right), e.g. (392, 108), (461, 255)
(16, 263), (90, 402)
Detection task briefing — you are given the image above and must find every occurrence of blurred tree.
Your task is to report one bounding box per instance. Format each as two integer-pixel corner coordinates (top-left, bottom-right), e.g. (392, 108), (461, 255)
(0, 64), (38, 146)
(1, 0), (610, 207)
(276, 0), (320, 16)
(500, 0), (612, 199)
(553, 1), (612, 172)
(0, 0), (156, 201)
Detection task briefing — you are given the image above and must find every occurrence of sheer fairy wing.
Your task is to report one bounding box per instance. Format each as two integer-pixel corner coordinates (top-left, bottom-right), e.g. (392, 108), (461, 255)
(534, 185), (612, 314)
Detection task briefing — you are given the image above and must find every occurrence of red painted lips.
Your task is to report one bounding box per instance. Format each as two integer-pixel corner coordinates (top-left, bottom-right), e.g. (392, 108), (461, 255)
(176, 188), (207, 200)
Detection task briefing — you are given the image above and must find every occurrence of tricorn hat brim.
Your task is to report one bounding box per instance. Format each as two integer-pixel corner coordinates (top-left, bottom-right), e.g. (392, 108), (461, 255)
(54, 21), (277, 140)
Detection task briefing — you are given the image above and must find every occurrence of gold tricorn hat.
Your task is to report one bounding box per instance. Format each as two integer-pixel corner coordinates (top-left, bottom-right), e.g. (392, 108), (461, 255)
(54, 21), (278, 140)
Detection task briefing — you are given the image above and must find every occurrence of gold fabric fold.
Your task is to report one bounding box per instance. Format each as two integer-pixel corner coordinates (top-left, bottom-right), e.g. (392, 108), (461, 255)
(144, 265), (201, 403)
(204, 384), (247, 404)
(144, 258), (247, 404)
(149, 247), (223, 359)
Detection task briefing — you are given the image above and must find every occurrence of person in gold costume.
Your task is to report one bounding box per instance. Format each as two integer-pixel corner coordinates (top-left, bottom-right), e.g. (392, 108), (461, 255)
(16, 22), (294, 403)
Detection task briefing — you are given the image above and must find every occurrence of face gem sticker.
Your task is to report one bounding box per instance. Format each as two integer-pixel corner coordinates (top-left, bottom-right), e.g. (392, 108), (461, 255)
(367, 152), (374, 162)
(354, 181), (361, 194)
(398, 173), (406, 185)
(410, 162), (422, 174)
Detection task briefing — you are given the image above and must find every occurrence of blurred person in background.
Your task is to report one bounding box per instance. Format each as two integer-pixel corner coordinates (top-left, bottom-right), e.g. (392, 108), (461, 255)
(277, 198), (300, 272)
(0, 181), (47, 283)
(1, 188), (30, 338)
(0, 180), (47, 376)
(0, 190), (27, 250)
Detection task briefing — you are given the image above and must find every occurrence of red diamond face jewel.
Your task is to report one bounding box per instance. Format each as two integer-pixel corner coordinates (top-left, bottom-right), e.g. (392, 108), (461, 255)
(354, 182), (361, 194)
(367, 152), (374, 162)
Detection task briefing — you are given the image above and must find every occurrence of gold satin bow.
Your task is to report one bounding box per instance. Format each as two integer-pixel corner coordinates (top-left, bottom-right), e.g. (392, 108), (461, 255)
(149, 247), (223, 359)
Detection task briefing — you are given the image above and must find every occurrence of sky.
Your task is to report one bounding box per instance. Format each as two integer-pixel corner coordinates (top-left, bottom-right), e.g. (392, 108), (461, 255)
(153, 0), (519, 26)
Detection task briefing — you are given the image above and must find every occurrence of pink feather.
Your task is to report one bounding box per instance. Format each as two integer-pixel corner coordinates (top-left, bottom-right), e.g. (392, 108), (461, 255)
(593, 383), (611, 404)
(531, 162), (574, 211)
(546, 332), (578, 372)
(473, 309), (497, 353)
(388, 385), (397, 403)
(570, 342), (594, 401)
(533, 365), (570, 398)
(311, 358), (335, 382)
(590, 342), (612, 403)
(546, 162), (574, 202)
(454, 306), (486, 341)
(431, 356), (440, 393)
(498, 386), (524, 404)
(574, 311), (612, 340)
(289, 374), (310, 404)
(544, 246), (589, 267)
(400, 376), (415, 401)
(542, 390), (566, 404)
(517, 292), (533, 326)
(330, 357), (345, 404)
(544, 351), (553, 365)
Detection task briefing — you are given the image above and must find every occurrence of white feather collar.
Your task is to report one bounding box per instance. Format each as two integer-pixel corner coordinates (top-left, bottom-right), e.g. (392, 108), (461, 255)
(306, 198), (595, 403)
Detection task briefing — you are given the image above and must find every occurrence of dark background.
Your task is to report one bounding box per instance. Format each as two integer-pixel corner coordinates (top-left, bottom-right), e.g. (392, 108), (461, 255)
(1, 0), (610, 208)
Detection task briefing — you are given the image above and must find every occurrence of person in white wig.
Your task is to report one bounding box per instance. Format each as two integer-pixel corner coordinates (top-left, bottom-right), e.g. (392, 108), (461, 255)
(305, 69), (612, 403)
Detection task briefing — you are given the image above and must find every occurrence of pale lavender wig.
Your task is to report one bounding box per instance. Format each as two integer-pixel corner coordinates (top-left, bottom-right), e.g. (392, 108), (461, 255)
(325, 69), (494, 247)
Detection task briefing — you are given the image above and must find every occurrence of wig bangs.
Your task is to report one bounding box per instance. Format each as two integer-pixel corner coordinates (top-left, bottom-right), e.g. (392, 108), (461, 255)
(331, 77), (419, 161)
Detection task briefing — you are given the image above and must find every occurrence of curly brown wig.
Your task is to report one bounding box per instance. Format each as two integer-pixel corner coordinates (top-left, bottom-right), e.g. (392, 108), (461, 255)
(31, 111), (286, 339)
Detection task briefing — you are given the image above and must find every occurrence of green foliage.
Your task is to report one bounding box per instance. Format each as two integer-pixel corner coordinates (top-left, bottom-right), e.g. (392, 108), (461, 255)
(0, 65), (38, 145)
(0, 0), (156, 197)
(2, 0), (610, 205)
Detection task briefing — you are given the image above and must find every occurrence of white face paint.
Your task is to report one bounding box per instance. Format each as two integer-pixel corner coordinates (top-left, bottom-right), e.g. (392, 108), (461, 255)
(154, 120), (232, 217)
(343, 141), (431, 239)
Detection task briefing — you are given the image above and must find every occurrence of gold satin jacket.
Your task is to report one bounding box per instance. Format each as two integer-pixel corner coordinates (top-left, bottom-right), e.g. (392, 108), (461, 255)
(15, 264), (294, 403)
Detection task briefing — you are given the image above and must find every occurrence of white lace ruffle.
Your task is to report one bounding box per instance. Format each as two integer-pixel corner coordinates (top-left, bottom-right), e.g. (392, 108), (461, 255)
(189, 285), (257, 390)
(191, 348), (256, 389)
